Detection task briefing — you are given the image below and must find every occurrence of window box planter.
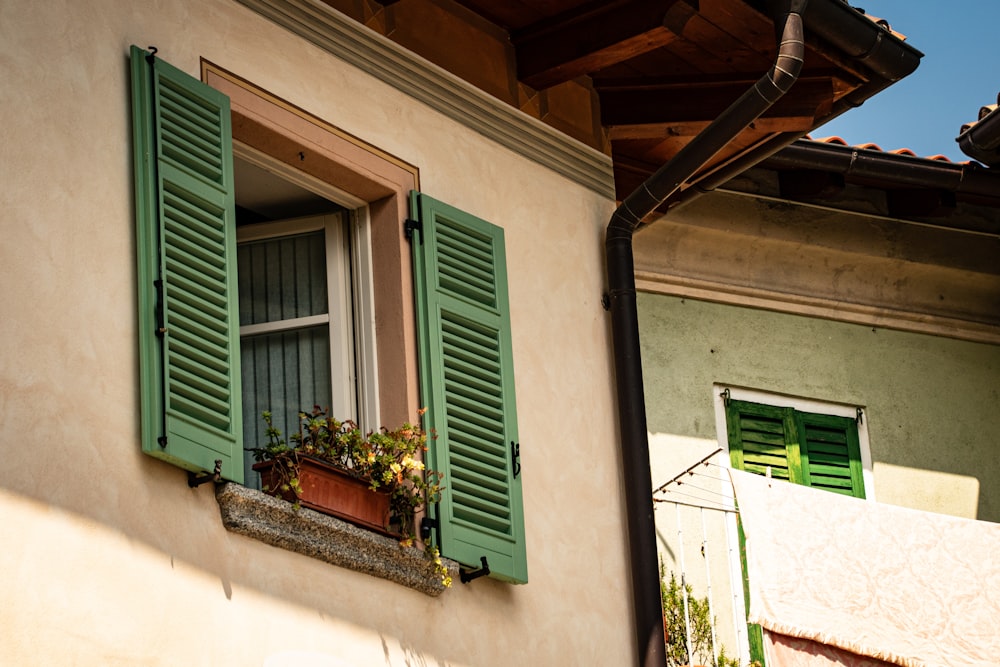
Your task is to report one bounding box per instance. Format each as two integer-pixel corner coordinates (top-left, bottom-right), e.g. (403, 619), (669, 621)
(253, 455), (394, 536)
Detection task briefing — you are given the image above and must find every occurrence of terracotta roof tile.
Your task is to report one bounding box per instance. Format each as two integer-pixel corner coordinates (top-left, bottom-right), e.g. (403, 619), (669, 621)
(804, 135), (968, 164)
(858, 12), (907, 41)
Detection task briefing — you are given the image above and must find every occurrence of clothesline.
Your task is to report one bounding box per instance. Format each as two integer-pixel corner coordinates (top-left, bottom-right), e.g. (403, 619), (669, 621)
(653, 448), (739, 513)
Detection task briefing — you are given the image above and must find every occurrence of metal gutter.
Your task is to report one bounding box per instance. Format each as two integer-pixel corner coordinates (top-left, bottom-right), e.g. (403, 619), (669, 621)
(761, 139), (1000, 206)
(606, 2), (805, 665)
(957, 96), (1000, 167)
(665, 1), (922, 212)
(604, 2), (922, 666)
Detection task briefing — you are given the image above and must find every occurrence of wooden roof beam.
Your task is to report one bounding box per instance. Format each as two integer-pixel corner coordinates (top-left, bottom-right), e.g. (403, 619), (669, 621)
(608, 115), (815, 140)
(600, 78), (834, 130)
(513, 0), (690, 90)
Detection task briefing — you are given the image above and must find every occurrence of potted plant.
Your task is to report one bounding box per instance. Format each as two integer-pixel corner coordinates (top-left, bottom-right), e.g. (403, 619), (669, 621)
(248, 406), (445, 552)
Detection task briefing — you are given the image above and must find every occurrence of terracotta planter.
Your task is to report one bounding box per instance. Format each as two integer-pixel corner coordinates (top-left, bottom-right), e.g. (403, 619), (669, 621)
(253, 456), (394, 536)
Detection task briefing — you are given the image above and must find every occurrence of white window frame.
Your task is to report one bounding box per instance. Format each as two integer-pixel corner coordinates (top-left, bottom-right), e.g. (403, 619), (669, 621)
(234, 142), (380, 430)
(711, 385), (874, 499)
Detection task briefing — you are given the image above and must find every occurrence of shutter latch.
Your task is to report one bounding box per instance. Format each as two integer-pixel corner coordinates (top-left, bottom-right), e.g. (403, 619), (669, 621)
(511, 441), (521, 478)
(188, 459), (222, 488)
(459, 556), (490, 584)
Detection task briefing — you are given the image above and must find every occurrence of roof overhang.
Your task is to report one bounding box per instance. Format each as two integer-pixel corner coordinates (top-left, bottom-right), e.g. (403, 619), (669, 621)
(450, 0), (922, 204)
(318, 0), (921, 207)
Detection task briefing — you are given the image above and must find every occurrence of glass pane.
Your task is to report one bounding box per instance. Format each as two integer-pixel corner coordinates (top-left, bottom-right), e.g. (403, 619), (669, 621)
(240, 326), (332, 488)
(237, 231), (328, 326)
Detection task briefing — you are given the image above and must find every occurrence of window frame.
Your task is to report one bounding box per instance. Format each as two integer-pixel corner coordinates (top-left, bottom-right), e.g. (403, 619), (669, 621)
(712, 385), (875, 500)
(133, 49), (527, 588)
(233, 144), (381, 432)
(236, 213), (359, 462)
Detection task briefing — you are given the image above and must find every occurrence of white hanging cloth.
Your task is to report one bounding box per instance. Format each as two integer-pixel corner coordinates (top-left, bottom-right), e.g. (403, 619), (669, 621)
(730, 468), (1000, 667)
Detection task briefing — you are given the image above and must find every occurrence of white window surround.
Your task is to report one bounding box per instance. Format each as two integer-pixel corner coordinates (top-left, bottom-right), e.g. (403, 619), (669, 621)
(711, 384), (875, 500)
(234, 143), (380, 430)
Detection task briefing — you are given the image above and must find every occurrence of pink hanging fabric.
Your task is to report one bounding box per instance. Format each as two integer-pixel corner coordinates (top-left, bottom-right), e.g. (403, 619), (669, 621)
(763, 631), (895, 667)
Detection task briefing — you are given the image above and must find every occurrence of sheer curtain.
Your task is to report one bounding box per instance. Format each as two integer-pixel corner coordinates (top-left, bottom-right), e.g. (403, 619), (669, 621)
(238, 230), (333, 487)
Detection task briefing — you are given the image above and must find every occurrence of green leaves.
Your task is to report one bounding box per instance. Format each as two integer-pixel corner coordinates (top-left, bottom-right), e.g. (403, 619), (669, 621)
(661, 563), (740, 667)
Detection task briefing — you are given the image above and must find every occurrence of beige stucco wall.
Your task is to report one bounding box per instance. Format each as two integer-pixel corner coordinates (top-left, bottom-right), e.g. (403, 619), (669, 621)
(0, 1), (630, 664)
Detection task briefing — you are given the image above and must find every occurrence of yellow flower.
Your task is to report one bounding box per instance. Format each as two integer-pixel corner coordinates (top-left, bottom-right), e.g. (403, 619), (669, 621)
(401, 455), (425, 471)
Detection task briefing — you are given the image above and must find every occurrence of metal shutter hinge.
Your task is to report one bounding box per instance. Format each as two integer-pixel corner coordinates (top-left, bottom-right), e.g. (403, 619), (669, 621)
(420, 516), (438, 541)
(404, 217), (422, 241)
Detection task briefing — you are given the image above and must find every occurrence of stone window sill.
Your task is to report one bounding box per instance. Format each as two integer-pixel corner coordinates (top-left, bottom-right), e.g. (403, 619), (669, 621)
(215, 483), (457, 596)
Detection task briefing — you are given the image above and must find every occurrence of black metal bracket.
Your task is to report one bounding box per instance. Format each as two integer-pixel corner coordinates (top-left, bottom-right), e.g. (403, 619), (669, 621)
(153, 279), (166, 337)
(188, 459), (222, 488)
(420, 516), (439, 541)
(459, 556), (490, 584)
(720, 387), (731, 407)
(404, 217), (422, 241)
(856, 408), (864, 425)
(511, 441), (521, 478)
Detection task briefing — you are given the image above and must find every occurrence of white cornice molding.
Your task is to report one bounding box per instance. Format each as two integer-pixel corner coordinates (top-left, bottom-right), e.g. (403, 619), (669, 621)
(234, 0), (616, 199)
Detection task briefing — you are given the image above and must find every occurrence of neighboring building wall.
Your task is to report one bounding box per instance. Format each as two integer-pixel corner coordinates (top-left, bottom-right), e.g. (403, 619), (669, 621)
(641, 290), (1000, 520)
(0, 1), (630, 665)
(638, 188), (1000, 663)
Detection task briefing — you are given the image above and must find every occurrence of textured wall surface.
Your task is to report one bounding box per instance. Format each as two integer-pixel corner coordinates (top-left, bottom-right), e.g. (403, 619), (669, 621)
(0, 1), (628, 664)
(640, 292), (1000, 522)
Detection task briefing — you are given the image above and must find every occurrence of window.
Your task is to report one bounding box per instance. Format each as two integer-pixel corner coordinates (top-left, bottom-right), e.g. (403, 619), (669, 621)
(725, 397), (866, 499)
(236, 212), (358, 485)
(130, 46), (527, 584)
(719, 389), (870, 662)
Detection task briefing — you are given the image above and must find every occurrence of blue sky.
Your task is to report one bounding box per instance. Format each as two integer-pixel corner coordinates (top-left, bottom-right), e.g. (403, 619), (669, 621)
(815, 1), (999, 162)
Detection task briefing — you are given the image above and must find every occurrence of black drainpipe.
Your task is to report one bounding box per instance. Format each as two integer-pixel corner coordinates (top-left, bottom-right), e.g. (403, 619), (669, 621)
(605, 2), (806, 665)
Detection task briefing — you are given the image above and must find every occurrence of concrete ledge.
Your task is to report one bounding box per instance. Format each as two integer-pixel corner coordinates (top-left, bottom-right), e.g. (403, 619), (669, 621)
(216, 483), (457, 596)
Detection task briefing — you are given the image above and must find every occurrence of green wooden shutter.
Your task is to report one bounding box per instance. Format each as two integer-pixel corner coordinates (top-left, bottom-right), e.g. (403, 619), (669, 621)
(726, 400), (802, 484)
(409, 191), (527, 584)
(726, 399), (863, 498)
(796, 412), (865, 498)
(131, 46), (243, 483)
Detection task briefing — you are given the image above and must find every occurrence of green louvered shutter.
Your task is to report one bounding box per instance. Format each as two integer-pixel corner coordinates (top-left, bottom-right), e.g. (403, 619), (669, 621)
(726, 400), (802, 484)
(409, 191), (527, 584)
(797, 412), (865, 498)
(131, 46), (243, 483)
(727, 399), (863, 498)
